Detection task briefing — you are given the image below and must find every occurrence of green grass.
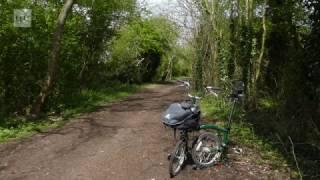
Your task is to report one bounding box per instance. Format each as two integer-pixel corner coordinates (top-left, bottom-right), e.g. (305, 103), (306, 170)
(60, 84), (142, 118)
(230, 121), (288, 167)
(0, 83), (143, 143)
(200, 96), (289, 169)
(258, 97), (279, 110)
(0, 119), (61, 143)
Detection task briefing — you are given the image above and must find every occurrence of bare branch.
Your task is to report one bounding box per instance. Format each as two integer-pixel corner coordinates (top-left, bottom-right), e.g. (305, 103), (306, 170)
(288, 136), (303, 180)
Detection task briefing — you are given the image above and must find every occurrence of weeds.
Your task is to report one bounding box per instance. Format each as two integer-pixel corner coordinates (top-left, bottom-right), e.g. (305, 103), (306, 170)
(200, 96), (289, 169)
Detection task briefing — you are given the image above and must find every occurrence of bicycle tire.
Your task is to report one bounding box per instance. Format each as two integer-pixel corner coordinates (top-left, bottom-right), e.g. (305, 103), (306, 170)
(191, 132), (222, 168)
(169, 140), (186, 178)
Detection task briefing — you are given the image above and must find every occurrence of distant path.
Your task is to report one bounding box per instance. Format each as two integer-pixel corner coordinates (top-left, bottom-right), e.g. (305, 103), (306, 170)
(0, 84), (290, 180)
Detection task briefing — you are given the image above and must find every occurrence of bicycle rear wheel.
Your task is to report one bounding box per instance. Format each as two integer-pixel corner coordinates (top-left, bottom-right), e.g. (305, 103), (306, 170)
(192, 133), (222, 168)
(169, 140), (186, 178)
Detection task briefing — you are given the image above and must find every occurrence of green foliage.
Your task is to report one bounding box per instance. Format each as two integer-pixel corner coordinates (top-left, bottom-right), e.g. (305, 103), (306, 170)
(190, 0), (319, 177)
(109, 17), (178, 83)
(201, 96), (290, 171)
(201, 96), (231, 121)
(231, 121), (289, 169)
(0, 118), (61, 143)
(156, 45), (193, 81)
(0, 0), (181, 142)
(0, 0), (138, 116)
(258, 97), (278, 109)
(0, 0), (57, 115)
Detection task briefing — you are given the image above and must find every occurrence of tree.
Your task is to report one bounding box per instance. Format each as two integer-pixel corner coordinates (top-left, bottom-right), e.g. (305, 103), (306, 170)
(109, 17), (178, 83)
(31, 0), (75, 118)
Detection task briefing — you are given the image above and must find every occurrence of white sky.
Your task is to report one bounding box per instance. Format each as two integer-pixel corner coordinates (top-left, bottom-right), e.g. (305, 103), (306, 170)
(139, 0), (194, 44)
(140, 0), (178, 16)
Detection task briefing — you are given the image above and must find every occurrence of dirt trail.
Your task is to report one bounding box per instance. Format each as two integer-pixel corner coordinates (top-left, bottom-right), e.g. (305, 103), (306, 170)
(0, 84), (290, 180)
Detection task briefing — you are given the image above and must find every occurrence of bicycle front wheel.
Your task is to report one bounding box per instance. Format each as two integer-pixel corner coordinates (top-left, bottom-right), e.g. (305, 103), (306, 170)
(169, 140), (186, 178)
(192, 133), (222, 168)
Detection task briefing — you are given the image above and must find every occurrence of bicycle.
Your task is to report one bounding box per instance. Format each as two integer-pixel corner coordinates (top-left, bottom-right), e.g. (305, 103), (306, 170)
(162, 81), (201, 178)
(191, 80), (245, 168)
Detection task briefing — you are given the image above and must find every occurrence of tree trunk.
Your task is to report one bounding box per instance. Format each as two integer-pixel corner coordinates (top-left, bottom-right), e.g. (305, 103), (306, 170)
(30, 0), (74, 118)
(255, 0), (267, 82)
(252, 0), (267, 106)
(165, 53), (175, 81)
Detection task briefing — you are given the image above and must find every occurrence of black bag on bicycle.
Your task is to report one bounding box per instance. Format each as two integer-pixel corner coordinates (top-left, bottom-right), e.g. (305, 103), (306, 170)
(161, 102), (200, 130)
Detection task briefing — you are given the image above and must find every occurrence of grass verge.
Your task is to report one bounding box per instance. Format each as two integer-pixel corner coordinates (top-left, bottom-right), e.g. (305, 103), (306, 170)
(200, 96), (292, 172)
(0, 83), (144, 143)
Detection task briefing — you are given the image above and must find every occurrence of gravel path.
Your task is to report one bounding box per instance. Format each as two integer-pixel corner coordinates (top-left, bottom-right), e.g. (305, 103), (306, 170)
(0, 84), (291, 180)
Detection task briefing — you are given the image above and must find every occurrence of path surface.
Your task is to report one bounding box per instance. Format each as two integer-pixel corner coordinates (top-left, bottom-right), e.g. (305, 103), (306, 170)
(0, 84), (290, 180)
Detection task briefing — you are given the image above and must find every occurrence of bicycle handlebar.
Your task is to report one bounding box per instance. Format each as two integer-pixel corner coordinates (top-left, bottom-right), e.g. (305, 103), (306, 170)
(177, 80), (191, 89)
(188, 93), (201, 100)
(205, 84), (244, 101)
(177, 80), (244, 102)
(205, 86), (223, 97)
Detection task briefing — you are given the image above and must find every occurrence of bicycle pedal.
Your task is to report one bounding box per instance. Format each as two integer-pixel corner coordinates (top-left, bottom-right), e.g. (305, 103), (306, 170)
(167, 153), (171, 160)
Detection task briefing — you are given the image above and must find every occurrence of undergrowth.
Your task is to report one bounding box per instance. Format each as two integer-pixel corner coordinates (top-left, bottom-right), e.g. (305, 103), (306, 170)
(200, 95), (293, 174)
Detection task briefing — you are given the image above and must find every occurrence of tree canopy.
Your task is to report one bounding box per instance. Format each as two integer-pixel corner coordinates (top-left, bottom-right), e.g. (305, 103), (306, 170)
(0, 0), (180, 116)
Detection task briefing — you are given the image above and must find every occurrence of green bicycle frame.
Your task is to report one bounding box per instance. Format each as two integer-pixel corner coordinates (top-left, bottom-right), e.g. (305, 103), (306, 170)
(199, 124), (230, 145)
(199, 99), (237, 146)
